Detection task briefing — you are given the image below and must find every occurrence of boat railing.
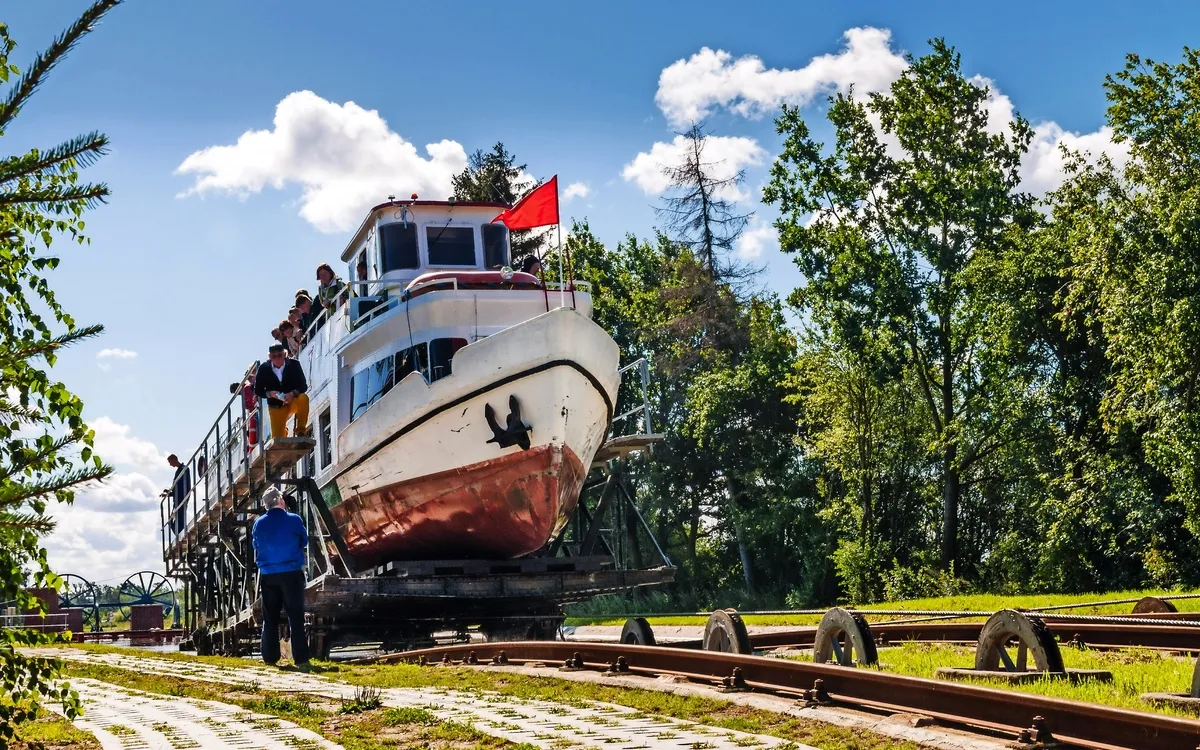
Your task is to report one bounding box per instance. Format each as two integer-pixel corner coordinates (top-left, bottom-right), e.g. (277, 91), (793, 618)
(159, 363), (271, 558)
(610, 357), (653, 439)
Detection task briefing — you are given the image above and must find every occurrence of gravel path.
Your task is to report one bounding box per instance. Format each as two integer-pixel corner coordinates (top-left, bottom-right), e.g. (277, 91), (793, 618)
(40, 648), (801, 750)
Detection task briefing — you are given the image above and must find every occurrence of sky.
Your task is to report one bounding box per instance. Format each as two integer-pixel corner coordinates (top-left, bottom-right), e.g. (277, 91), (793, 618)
(6, 0), (1199, 587)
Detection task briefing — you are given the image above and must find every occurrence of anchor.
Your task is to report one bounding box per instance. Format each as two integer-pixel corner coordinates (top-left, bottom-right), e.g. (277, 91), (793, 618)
(484, 394), (531, 450)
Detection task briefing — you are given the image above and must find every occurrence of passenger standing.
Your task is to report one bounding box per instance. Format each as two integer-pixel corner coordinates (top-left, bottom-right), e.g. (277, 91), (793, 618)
(278, 321), (300, 356)
(254, 344), (310, 438)
(316, 264), (344, 311)
(295, 295), (316, 333)
(520, 254), (543, 276)
(167, 454), (191, 535)
(252, 487), (310, 667)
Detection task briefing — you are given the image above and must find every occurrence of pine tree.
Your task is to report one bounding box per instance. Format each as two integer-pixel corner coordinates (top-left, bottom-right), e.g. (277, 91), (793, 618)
(451, 142), (549, 261)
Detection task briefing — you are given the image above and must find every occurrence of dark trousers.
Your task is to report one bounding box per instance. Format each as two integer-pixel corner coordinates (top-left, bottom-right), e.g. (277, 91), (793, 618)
(260, 569), (310, 664)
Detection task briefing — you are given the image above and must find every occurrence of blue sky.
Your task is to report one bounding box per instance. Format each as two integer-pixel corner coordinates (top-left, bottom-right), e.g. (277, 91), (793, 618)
(10, 0), (1199, 582)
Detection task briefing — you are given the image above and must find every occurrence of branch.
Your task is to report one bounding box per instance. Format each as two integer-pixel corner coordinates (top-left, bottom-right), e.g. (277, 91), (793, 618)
(0, 132), (110, 186)
(0, 0), (123, 132)
(0, 183), (109, 210)
(0, 465), (113, 508)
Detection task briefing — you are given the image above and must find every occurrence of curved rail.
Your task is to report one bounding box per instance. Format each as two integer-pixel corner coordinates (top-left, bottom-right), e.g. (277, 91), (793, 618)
(364, 641), (1200, 750)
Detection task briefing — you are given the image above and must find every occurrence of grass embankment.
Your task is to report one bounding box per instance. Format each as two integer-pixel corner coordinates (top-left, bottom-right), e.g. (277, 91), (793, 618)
(786, 642), (1197, 718)
(566, 588), (1200, 627)
(61, 647), (923, 750)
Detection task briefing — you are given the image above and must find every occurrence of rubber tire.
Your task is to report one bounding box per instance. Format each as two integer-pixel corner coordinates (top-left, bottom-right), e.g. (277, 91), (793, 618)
(813, 607), (878, 666)
(620, 617), (656, 646)
(703, 609), (752, 655)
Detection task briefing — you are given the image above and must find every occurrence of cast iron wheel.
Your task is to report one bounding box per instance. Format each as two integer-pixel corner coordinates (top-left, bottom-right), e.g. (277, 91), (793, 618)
(1132, 596), (1178, 614)
(813, 607), (877, 666)
(620, 617), (656, 646)
(702, 609), (751, 654)
(975, 609), (1065, 674)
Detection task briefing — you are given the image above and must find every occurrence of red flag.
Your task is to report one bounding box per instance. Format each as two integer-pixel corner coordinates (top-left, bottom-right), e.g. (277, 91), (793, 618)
(492, 176), (559, 230)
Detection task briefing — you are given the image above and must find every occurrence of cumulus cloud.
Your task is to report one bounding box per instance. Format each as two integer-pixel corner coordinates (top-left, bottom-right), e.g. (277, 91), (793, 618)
(736, 220), (779, 259)
(655, 27), (907, 128)
(622, 134), (767, 201)
(176, 90), (469, 233)
(46, 418), (171, 583)
(96, 348), (137, 372)
(563, 182), (591, 202)
(654, 32), (1128, 198)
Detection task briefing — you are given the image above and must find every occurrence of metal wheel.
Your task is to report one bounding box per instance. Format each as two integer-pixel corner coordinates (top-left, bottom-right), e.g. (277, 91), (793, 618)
(620, 617), (656, 646)
(813, 607), (877, 666)
(702, 609), (752, 654)
(58, 574), (100, 632)
(118, 571), (176, 622)
(1132, 596), (1177, 614)
(975, 609), (1065, 674)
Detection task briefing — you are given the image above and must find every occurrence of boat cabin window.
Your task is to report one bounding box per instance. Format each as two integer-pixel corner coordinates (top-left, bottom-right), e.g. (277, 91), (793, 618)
(482, 223), (509, 269)
(429, 337), (468, 383)
(318, 409), (332, 469)
(426, 225), (475, 266)
(349, 354), (395, 421)
(380, 222), (419, 272)
(396, 342), (427, 382)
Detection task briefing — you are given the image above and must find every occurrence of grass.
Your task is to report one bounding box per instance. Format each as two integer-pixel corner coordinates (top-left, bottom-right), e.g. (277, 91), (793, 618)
(11, 711), (101, 749)
(786, 641), (1198, 717)
(60, 650), (923, 750)
(565, 587), (1200, 626)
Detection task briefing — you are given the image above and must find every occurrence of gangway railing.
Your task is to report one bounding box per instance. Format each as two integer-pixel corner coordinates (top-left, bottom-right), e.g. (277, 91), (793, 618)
(609, 357), (654, 441)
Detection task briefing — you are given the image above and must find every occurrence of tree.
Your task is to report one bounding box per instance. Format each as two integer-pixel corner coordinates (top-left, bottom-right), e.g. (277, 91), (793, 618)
(655, 122), (753, 284)
(765, 39), (1039, 570)
(451, 142), (548, 260)
(0, 1), (118, 740)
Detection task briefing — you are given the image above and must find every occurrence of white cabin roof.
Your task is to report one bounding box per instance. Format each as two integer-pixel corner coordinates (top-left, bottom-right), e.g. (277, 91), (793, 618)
(340, 200), (510, 263)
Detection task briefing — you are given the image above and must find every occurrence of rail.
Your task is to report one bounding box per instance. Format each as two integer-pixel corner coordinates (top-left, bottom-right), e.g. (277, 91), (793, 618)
(367, 641), (1200, 750)
(610, 358), (653, 440)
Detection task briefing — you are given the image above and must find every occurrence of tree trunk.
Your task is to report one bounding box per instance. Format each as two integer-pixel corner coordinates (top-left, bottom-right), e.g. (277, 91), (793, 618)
(941, 442), (959, 569)
(725, 476), (755, 594)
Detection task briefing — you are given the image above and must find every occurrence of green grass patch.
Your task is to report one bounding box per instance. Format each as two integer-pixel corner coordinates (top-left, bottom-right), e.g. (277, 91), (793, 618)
(785, 642), (1197, 717)
(12, 711), (100, 749)
(566, 588), (1200, 626)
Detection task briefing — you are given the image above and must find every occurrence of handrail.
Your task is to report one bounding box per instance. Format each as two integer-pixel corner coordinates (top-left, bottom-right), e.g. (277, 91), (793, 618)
(610, 357), (653, 438)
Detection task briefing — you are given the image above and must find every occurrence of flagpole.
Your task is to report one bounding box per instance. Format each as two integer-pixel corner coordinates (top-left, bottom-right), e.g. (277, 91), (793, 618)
(557, 221), (564, 310)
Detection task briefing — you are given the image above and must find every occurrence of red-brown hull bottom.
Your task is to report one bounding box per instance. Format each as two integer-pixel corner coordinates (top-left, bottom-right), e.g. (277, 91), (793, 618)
(330, 444), (585, 565)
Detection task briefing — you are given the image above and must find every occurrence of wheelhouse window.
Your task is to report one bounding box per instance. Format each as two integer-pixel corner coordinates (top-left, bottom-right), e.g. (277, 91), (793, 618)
(397, 342), (428, 382)
(426, 225), (476, 266)
(380, 222), (419, 272)
(349, 354), (395, 422)
(429, 338), (468, 383)
(318, 409), (332, 469)
(482, 223), (510, 269)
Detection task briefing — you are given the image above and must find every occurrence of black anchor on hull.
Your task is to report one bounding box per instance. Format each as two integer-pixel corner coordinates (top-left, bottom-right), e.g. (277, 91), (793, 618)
(485, 394), (532, 450)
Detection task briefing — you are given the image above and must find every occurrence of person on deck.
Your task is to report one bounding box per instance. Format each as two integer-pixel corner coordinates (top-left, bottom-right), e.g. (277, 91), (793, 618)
(295, 295), (316, 333)
(254, 344), (310, 438)
(252, 487), (310, 667)
(278, 321), (300, 355)
(316, 264), (344, 311)
(167, 453), (191, 536)
(520, 254), (543, 276)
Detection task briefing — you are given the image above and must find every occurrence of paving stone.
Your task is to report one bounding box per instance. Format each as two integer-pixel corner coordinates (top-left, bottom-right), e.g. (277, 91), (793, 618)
(36, 649), (800, 750)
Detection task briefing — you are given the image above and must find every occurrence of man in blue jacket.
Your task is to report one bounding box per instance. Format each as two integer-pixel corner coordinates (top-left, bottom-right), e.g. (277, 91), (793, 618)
(252, 487), (310, 666)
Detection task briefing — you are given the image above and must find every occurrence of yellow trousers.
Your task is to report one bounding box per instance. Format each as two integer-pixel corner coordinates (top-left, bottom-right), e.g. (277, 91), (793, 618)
(268, 393), (310, 439)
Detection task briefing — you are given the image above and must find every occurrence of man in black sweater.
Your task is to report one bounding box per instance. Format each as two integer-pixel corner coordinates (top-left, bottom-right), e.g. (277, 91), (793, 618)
(255, 344), (310, 438)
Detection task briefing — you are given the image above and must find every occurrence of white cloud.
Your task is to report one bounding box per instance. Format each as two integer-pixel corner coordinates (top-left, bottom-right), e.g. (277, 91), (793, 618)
(622, 134), (766, 201)
(654, 31), (1128, 198)
(96, 348), (137, 372)
(736, 220), (779, 259)
(563, 182), (591, 202)
(176, 90), (469, 233)
(46, 418), (172, 584)
(91, 416), (167, 474)
(655, 27), (907, 128)
(97, 348), (137, 360)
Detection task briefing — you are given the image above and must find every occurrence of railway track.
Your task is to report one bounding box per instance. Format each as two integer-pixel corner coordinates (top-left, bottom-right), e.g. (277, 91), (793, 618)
(365, 640), (1200, 750)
